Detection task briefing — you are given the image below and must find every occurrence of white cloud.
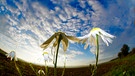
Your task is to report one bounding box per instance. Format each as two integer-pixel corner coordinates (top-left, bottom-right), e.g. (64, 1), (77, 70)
(79, 0), (86, 8)
(0, 6), (5, 11)
(59, 14), (66, 21)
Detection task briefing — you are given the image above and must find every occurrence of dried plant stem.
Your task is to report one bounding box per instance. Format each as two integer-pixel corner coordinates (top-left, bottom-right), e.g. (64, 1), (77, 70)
(54, 35), (62, 76)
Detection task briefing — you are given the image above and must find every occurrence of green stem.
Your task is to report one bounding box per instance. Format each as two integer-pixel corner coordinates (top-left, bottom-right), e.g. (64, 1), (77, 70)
(29, 63), (38, 76)
(61, 63), (66, 76)
(93, 34), (99, 76)
(96, 34), (99, 67)
(54, 35), (61, 76)
(91, 34), (99, 76)
(45, 61), (48, 76)
(14, 61), (22, 76)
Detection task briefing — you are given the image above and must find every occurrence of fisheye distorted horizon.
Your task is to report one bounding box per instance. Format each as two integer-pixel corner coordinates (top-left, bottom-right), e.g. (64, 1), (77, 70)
(0, 0), (135, 67)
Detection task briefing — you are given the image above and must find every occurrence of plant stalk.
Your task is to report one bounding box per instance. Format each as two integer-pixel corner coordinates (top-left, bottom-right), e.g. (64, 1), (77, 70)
(96, 34), (99, 67)
(54, 35), (62, 76)
(61, 54), (66, 76)
(14, 60), (22, 76)
(94, 34), (99, 76)
(29, 63), (38, 76)
(91, 34), (99, 76)
(45, 61), (48, 76)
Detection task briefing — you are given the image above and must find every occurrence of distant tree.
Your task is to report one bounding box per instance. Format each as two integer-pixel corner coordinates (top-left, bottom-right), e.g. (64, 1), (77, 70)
(121, 44), (129, 56)
(118, 44), (130, 58)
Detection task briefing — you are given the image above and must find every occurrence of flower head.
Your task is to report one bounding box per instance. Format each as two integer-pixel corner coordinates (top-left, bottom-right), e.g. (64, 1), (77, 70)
(6, 51), (17, 61)
(38, 69), (45, 75)
(78, 27), (115, 75)
(79, 27), (115, 49)
(43, 51), (52, 62)
(40, 31), (81, 76)
(40, 31), (80, 52)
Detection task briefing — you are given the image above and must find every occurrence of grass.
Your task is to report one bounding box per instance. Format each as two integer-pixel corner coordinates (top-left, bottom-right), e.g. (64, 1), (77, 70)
(102, 54), (135, 76)
(97, 52), (135, 76)
(0, 48), (135, 76)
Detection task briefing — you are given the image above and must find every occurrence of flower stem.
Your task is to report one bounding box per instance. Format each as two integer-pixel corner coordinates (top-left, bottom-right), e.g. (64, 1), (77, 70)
(96, 34), (99, 67)
(29, 63), (38, 76)
(61, 54), (66, 76)
(14, 60), (22, 76)
(91, 34), (99, 76)
(54, 35), (62, 76)
(45, 61), (48, 76)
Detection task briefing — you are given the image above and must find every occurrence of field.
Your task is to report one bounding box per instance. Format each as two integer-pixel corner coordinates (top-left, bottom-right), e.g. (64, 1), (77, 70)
(0, 48), (135, 76)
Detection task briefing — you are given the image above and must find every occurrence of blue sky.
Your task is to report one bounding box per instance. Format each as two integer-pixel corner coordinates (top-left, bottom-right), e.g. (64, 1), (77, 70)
(0, 0), (135, 67)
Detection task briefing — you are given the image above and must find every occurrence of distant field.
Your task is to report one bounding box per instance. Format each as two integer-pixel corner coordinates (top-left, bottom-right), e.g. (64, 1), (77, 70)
(0, 48), (135, 76)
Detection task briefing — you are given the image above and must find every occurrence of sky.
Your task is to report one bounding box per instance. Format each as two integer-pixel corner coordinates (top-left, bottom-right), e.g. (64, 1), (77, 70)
(0, 0), (135, 67)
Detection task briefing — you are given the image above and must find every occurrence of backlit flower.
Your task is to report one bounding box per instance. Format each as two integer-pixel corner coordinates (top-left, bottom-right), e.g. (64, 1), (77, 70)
(79, 27), (115, 49)
(43, 51), (52, 62)
(40, 31), (80, 52)
(40, 31), (80, 76)
(79, 27), (115, 76)
(6, 51), (17, 61)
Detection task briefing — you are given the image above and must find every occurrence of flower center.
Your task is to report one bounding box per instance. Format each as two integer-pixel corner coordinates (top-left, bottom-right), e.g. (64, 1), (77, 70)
(91, 28), (101, 32)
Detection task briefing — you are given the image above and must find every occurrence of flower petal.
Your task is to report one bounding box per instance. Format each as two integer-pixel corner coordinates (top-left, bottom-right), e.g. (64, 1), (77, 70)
(105, 37), (113, 43)
(66, 36), (80, 42)
(100, 29), (115, 38)
(61, 33), (69, 51)
(78, 33), (90, 39)
(84, 42), (89, 49)
(53, 37), (58, 47)
(40, 34), (56, 49)
(80, 38), (88, 44)
(90, 34), (97, 46)
(99, 30), (115, 46)
(100, 35), (109, 46)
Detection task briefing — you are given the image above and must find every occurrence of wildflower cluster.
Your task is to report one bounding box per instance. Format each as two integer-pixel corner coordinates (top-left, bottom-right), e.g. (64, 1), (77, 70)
(5, 27), (115, 76)
(40, 27), (115, 76)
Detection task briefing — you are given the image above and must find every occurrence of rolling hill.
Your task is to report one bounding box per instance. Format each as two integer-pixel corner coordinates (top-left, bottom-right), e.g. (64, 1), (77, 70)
(0, 48), (135, 76)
